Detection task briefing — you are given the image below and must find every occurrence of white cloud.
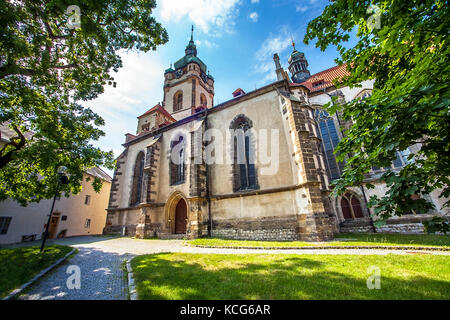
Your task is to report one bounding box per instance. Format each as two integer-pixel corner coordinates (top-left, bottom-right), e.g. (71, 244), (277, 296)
(255, 30), (292, 63)
(195, 39), (217, 48)
(295, 5), (308, 12)
(85, 50), (166, 175)
(88, 52), (164, 116)
(158, 0), (241, 33)
(249, 12), (259, 22)
(251, 0), (260, 3)
(254, 27), (296, 85)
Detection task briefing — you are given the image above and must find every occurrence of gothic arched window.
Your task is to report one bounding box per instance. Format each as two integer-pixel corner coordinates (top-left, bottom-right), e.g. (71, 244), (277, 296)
(173, 91), (183, 112)
(130, 151), (145, 206)
(340, 193), (364, 220)
(230, 115), (258, 192)
(313, 109), (345, 180)
(170, 136), (185, 185)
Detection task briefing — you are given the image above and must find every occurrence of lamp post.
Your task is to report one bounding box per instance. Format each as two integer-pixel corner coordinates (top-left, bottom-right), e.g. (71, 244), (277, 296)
(40, 166), (69, 253)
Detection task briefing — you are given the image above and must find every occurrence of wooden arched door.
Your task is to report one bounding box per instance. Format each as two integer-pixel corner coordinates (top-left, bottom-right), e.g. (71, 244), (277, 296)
(174, 199), (187, 234)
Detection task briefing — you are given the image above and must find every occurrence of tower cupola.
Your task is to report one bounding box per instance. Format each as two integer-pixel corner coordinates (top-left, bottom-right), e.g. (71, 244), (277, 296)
(288, 40), (310, 83)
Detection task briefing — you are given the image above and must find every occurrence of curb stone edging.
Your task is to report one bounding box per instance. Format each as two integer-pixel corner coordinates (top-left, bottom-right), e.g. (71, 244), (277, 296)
(2, 248), (77, 300)
(187, 244), (450, 251)
(126, 259), (138, 300)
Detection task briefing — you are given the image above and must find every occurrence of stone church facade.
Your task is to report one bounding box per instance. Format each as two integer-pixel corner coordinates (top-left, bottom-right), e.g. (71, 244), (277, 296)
(104, 30), (448, 241)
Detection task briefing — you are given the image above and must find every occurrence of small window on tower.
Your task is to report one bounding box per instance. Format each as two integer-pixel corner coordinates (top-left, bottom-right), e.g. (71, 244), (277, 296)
(174, 91), (183, 112)
(200, 93), (207, 107)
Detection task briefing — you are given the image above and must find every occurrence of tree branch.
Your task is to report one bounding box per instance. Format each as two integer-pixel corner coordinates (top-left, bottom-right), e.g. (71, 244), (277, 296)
(0, 125), (27, 169)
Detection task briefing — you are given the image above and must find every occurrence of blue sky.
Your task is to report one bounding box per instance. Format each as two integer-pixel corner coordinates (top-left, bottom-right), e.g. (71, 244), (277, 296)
(87, 0), (352, 176)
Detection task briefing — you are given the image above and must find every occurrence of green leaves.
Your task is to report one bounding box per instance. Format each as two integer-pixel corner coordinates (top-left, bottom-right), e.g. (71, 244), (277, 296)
(305, 0), (450, 222)
(0, 0), (168, 205)
(423, 216), (450, 234)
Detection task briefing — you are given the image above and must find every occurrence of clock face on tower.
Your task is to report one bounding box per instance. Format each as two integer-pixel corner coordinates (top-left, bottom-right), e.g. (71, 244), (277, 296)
(175, 69), (183, 78)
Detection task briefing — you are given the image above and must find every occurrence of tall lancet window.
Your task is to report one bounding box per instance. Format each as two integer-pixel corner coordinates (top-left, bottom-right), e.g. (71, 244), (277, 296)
(130, 151), (145, 206)
(230, 115), (258, 192)
(170, 136), (185, 185)
(313, 109), (345, 180)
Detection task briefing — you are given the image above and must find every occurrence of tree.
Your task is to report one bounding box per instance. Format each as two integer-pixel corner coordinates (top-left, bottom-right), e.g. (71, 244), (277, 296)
(304, 0), (449, 226)
(0, 0), (168, 205)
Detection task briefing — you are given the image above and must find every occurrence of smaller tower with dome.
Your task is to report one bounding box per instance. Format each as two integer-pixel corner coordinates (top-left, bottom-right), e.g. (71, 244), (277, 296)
(288, 40), (310, 83)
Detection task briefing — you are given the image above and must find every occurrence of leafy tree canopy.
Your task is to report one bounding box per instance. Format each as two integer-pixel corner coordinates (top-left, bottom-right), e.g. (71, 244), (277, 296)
(0, 0), (168, 205)
(304, 0), (449, 222)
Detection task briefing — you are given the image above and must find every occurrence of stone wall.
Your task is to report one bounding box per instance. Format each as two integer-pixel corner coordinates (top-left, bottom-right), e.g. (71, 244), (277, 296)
(211, 215), (299, 241)
(339, 215), (437, 234)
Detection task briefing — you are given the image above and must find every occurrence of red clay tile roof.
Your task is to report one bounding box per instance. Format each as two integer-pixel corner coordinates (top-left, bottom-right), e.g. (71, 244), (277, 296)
(290, 63), (350, 92)
(137, 103), (176, 122)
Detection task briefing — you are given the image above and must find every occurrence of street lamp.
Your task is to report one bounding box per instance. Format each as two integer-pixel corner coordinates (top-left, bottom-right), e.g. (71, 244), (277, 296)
(40, 166), (69, 253)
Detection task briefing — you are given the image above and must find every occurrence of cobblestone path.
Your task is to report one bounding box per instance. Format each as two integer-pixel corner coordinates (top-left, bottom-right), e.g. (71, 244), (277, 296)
(18, 247), (130, 300)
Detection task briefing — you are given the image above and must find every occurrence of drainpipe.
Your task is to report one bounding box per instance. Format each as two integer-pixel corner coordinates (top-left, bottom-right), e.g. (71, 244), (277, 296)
(204, 108), (212, 237)
(323, 89), (377, 233)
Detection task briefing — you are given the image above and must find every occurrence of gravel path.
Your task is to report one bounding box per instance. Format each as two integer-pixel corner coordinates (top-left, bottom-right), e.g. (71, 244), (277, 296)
(15, 235), (449, 300)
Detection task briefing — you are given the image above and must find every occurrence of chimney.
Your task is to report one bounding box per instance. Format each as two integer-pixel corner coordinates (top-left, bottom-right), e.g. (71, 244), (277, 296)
(273, 53), (285, 81)
(232, 88), (246, 98)
(125, 133), (136, 143)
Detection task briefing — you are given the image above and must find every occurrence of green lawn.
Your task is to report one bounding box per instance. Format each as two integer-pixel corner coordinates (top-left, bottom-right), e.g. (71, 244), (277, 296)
(187, 233), (450, 248)
(131, 253), (450, 300)
(0, 245), (73, 298)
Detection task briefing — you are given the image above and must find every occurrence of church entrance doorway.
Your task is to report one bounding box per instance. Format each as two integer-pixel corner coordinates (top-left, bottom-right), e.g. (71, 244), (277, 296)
(174, 199), (187, 234)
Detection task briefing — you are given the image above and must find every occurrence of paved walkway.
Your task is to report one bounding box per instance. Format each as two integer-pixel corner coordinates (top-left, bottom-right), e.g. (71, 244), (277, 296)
(18, 247), (129, 300)
(14, 236), (449, 300)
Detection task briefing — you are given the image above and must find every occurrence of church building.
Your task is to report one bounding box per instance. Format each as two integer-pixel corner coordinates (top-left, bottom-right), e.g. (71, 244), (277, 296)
(104, 28), (447, 240)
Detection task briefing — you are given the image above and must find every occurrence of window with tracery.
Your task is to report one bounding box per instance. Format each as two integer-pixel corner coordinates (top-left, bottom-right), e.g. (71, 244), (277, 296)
(130, 151), (145, 206)
(170, 136), (185, 185)
(313, 109), (345, 180)
(340, 193), (364, 220)
(230, 115), (258, 192)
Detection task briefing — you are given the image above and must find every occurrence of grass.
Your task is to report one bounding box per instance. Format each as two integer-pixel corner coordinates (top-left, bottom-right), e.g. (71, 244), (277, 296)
(187, 233), (450, 248)
(0, 245), (73, 298)
(131, 253), (450, 300)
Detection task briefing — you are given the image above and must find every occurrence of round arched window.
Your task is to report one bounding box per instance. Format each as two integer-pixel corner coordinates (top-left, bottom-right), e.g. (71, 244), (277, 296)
(173, 91), (183, 112)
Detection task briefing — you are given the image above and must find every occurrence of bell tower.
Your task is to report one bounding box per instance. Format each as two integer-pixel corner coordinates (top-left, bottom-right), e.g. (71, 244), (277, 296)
(162, 26), (215, 121)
